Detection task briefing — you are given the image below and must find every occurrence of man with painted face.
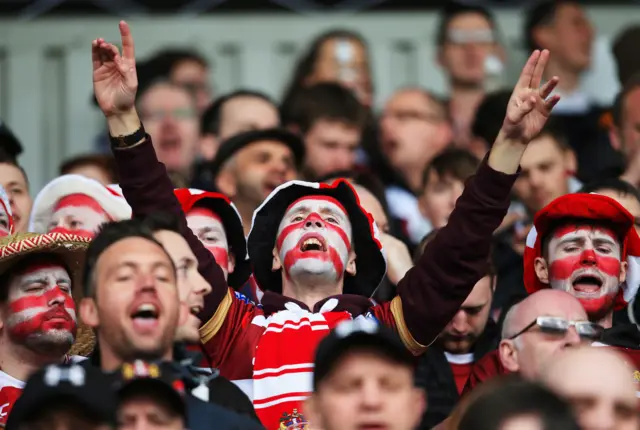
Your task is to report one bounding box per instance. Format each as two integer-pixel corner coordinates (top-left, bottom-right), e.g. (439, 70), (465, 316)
(0, 231), (91, 425)
(93, 21), (561, 428)
(29, 174), (131, 238)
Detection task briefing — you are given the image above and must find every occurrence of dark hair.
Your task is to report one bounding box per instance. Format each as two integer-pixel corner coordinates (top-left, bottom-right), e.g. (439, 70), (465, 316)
(59, 153), (118, 183)
(458, 376), (580, 430)
(282, 82), (367, 134)
(19, 397), (109, 430)
(472, 89), (512, 146)
(525, 0), (577, 52)
(579, 177), (640, 205)
(612, 25), (640, 85)
(139, 211), (181, 235)
(82, 219), (173, 297)
(281, 29), (369, 109)
(200, 89), (277, 136)
(612, 73), (640, 128)
(533, 119), (571, 152)
(0, 148), (29, 187)
(145, 48), (209, 74)
(436, 2), (497, 46)
(422, 148), (480, 190)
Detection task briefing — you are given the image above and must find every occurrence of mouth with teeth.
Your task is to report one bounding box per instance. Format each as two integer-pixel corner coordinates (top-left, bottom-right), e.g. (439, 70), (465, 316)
(189, 306), (202, 316)
(571, 272), (604, 295)
(298, 233), (327, 253)
(130, 302), (160, 333)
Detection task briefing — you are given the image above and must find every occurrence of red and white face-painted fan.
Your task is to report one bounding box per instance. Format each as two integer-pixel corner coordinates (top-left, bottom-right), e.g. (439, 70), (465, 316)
(523, 193), (640, 316)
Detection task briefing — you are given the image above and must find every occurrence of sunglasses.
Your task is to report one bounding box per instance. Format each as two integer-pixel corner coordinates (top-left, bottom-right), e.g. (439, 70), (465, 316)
(508, 316), (604, 341)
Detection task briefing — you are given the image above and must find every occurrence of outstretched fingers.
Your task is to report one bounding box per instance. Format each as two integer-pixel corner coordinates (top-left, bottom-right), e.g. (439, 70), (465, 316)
(119, 21), (135, 60)
(530, 49), (550, 90)
(515, 50), (540, 90)
(544, 94), (561, 113)
(539, 76), (559, 99)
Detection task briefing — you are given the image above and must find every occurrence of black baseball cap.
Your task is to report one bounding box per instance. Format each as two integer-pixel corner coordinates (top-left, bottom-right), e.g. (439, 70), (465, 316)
(313, 319), (414, 389)
(0, 120), (23, 159)
(209, 128), (305, 179)
(115, 360), (188, 422)
(6, 363), (116, 430)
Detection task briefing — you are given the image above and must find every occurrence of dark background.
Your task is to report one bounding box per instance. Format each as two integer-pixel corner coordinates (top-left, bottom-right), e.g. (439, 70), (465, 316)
(0, 0), (636, 16)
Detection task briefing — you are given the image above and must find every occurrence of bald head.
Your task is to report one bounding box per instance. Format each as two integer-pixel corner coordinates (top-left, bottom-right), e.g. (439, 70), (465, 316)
(502, 290), (587, 339)
(499, 290), (589, 380)
(543, 346), (638, 430)
(353, 184), (389, 233)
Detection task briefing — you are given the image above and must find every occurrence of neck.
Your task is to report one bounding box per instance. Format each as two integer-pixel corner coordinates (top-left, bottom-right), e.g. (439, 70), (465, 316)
(596, 311), (614, 330)
(233, 198), (257, 237)
(98, 335), (173, 373)
(0, 337), (63, 382)
(400, 164), (425, 195)
(544, 60), (581, 94)
(280, 273), (343, 310)
(449, 88), (484, 147)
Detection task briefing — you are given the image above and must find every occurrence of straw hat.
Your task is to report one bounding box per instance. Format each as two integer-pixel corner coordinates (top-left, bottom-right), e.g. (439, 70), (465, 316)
(0, 232), (95, 356)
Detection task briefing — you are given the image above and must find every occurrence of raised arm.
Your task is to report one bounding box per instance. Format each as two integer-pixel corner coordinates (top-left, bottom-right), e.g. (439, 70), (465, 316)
(91, 21), (228, 320)
(388, 50), (561, 354)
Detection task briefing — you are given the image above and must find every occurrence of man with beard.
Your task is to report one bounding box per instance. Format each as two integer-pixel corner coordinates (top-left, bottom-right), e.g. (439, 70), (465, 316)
(0, 230), (91, 425)
(77, 220), (261, 430)
(415, 265), (496, 428)
(29, 175), (131, 238)
(93, 21), (561, 428)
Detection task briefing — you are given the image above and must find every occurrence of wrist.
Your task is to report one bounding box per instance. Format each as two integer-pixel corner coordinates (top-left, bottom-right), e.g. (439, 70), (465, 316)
(107, 108), (141, 137)
(488, 129), (527, 174)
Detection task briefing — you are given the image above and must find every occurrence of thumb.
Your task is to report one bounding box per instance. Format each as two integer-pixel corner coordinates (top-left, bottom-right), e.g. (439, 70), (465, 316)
(509, 96), (536, 124)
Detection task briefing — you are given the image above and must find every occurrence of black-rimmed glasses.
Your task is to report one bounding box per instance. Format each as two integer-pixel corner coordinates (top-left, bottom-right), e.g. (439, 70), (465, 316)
(508, 316), (604, 341)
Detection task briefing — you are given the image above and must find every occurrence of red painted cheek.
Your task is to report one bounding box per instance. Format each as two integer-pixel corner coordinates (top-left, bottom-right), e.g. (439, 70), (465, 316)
(7, 287), (76, 340)
(282, 248), (344, 276)
(207, 247), (229, 271)
(549, 253), (621, 280)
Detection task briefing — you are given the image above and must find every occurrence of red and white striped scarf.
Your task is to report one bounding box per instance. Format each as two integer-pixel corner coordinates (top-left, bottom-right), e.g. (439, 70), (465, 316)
(251, 299), (352, 429)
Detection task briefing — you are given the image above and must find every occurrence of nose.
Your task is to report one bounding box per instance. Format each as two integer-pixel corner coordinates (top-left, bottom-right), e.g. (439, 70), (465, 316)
(581, 249), (597, 266)
(584, 404), (615, 430)
(360, 381), (384, 411)
(48, 287), (67, 306)
(450, 310), (467, 334)
(304, 213), (325, 229)
(195, 272), (211, 295)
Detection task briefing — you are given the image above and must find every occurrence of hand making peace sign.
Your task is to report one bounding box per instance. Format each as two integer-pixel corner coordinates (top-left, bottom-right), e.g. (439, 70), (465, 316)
(92, 21), (139, 118)
(502, 49), (560, 143)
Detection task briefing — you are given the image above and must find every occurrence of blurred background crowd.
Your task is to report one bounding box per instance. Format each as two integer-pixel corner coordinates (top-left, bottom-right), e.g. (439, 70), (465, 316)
(1, 0), (640, 429)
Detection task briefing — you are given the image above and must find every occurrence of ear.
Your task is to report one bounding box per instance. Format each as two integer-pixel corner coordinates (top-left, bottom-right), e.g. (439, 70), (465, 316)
(215, 168), (237, 199)
(610, 127), (623, 152)
(410, 387), (427, 429)
(345, 249), (357, 276)
(227, 252), (236, 275)
(619, 259), (628, 284)
(199, 135), (219, 162)
(272, 247), (282, 271)
(498, 339), (521, 373)
(287, 124), (301, 135)
(563, 148), (578, 176)
(534, 257), (550, 284)
(303, 395), (321, 429)
(79, 297), (99, 329)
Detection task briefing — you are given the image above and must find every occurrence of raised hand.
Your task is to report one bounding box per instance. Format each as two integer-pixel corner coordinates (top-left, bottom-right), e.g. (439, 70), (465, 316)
(502, 49), (560, 143)
(92, 21), (138, 118)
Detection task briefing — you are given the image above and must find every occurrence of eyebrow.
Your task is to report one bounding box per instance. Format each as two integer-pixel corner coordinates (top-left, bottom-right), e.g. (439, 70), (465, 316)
(199, 226), (224, 234)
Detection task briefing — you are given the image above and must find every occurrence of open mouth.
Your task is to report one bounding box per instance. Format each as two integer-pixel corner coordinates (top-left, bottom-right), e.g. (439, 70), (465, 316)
(189, 306), (202, 316)
(131, 303), (160, 331)
(299, 234), (327, 252)
(571, 273), (603, 294)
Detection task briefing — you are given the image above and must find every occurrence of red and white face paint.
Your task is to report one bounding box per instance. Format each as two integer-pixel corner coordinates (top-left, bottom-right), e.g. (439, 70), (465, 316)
(47, 194), (110, 239)
(4, 263), (77, 352)
(546, 225), (623, 320)
(276, 196), (353, 282)
(186, 207), (231, 277)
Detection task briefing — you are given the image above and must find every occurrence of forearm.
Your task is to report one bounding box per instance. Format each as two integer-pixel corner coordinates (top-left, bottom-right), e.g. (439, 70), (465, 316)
(487, 129), (527, 175)
(107, 108), (142, 141)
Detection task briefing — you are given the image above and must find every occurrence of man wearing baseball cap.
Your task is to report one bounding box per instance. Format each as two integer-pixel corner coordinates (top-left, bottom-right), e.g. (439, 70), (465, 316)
(304, 319), (425, 430)
(115, 360), (188, 430)
(5, 363), (116, 430)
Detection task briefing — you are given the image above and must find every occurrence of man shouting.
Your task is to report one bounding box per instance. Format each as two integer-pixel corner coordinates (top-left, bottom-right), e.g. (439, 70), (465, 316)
(92, 21), (560, 429)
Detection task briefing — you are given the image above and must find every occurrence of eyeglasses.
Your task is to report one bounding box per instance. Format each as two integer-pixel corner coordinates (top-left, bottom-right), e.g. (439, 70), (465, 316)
(508, 316), (604, 341)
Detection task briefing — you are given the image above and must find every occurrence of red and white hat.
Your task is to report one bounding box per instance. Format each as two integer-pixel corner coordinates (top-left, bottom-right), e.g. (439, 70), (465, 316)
(0, 185), (14, 235)
(174, 188), (250, 289)
(29, 175), (132, 233)
(247, 179), (386, 296)
(524, 193), (640, 309)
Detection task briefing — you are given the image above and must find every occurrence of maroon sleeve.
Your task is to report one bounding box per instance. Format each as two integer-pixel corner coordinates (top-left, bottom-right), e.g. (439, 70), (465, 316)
(461, 350), (507, 396)
(390, 157), (518, 355)
(112, 136), (227, 323)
